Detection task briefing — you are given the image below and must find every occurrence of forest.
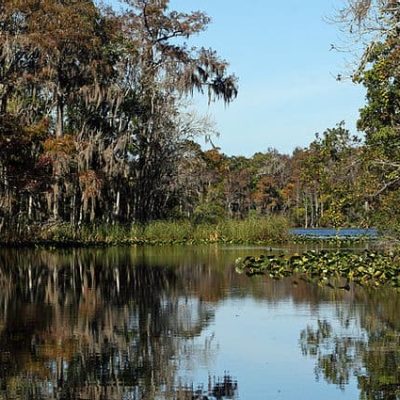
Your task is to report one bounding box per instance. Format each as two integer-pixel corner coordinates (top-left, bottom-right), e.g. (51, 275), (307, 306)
(1, 0), (400, 241)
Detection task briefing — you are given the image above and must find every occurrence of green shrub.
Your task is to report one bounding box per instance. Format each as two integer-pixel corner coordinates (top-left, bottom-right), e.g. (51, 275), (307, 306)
(192, 203), (226, 225)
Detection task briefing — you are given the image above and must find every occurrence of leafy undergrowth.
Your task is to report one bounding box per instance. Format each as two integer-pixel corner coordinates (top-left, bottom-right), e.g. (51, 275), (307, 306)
(236, 250), (400, 288)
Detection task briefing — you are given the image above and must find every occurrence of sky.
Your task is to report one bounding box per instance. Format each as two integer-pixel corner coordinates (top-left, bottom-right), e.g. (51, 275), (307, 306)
(113, 0), (367, 156)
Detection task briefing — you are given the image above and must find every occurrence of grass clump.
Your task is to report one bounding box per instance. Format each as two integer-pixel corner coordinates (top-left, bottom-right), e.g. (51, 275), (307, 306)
(142, 220), (193, 242)
(0, 216), (289, 247)
(219, 216), (289, 243)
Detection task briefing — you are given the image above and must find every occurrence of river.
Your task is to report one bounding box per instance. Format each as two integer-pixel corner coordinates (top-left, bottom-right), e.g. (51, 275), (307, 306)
(0, 245), (398, 399)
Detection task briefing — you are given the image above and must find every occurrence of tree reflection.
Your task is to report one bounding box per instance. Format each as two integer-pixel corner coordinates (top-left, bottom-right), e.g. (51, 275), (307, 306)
(300, 290), (400, 400)
(0, 249), (238, 400)
(176, 375), (238, 399)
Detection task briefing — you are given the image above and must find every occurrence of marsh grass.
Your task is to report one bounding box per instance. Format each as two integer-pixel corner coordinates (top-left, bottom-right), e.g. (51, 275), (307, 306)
(218, 217), (289, 243)
(141, 220), (193, 242)
(0, 216), (289, 246)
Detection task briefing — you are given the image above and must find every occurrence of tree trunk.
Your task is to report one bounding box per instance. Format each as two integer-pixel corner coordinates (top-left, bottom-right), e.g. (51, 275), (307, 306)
(314, 192), (319, 227)
(115, 191), (120, 218)
(56, 95), (64, 138)
(28, 195), (33, 220)
(304, 197), (308, 228)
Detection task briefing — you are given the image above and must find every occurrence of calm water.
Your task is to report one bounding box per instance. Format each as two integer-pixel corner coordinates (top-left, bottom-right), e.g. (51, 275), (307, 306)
(290, 228), (378, 238)
(0, 245), (399, 400)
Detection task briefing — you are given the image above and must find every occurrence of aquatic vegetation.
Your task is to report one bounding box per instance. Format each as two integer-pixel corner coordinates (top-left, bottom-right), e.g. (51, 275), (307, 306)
(290, 235), (377, 245)
(0, 217), (289, 247)
(236, 250), (400, 288)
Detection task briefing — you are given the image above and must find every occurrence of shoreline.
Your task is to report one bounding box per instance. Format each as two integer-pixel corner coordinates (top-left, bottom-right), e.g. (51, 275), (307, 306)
(0, 235), (381, 249)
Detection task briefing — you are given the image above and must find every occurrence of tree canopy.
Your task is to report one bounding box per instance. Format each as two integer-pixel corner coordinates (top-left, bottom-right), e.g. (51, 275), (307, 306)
(0, 0), (238, 231)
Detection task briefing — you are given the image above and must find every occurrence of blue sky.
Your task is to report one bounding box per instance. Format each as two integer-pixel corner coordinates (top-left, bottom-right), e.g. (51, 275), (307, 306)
(113, 0), (366, 156)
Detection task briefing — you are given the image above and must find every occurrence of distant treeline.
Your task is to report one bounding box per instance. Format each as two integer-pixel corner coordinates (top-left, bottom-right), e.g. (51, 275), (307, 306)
(160, 123), (393, 230)
(2, 0), (400, 238)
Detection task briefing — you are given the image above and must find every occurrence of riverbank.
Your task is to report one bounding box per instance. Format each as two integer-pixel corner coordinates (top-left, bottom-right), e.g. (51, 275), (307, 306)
(0, 219), (385, 248)
(0, 217), (290, 247)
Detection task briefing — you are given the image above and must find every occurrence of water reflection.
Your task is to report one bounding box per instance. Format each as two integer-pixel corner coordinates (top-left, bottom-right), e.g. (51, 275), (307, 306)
(0, 248), (238, 400)
(300, 289), (400, 400)
(176, 375), (238, 399)
(1, 247), (400, 399)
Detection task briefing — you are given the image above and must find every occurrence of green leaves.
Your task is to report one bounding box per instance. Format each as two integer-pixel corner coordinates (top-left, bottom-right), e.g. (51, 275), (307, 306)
(236, 250), (400, 288)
